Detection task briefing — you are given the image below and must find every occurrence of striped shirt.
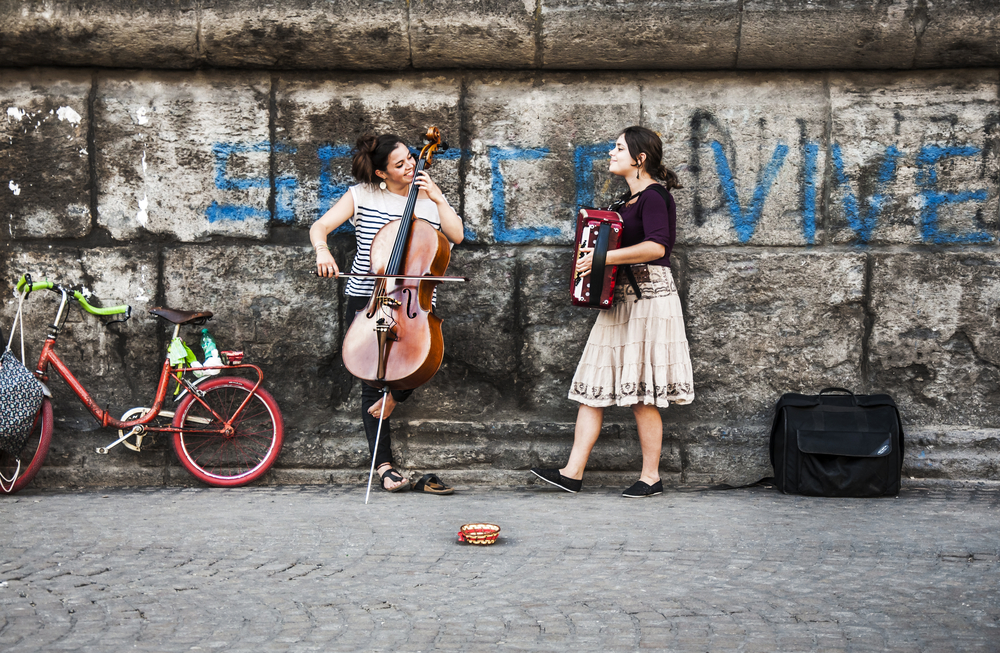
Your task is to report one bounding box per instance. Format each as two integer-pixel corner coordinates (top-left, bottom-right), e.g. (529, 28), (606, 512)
(345, 183), (443, 298)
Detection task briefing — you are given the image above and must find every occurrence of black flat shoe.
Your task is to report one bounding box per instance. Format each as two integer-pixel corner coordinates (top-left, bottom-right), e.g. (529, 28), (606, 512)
(530, 468), (582, 493)
(622, 480), (663, 498)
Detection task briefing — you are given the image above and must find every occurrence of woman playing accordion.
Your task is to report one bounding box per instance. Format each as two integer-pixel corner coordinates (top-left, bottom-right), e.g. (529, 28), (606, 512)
(532, 125), (694, 498)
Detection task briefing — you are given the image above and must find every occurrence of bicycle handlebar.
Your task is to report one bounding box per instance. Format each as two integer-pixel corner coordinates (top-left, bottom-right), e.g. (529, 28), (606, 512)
(15, 275), (131, 317)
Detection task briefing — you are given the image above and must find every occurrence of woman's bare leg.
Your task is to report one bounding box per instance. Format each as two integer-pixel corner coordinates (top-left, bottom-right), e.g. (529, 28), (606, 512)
(633, 402), (663, 485)
(560, 404), (604, 480)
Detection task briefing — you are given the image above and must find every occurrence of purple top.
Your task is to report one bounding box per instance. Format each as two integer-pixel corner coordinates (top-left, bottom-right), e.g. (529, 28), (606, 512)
(619, 185), (676, 267)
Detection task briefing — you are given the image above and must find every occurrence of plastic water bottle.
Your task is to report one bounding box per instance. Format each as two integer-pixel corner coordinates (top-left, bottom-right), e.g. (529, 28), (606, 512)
(200, 328), (222, 375)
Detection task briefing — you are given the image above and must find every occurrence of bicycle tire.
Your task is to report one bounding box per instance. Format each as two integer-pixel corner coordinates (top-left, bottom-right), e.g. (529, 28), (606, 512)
(0, 398), (53, 494)
(172, 376), (283, 487)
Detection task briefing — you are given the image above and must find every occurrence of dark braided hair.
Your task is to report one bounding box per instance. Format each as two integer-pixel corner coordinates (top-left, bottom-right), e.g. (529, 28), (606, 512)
(351, 133), (407, 186)
(622, 126), (683, 191)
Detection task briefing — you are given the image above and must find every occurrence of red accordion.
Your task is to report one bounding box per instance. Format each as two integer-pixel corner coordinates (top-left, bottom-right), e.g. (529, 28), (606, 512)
(570, 208), (623, 309)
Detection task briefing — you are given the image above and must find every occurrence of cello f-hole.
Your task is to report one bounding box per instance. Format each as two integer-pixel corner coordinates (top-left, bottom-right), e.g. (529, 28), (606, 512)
(402, 288), (417, 319)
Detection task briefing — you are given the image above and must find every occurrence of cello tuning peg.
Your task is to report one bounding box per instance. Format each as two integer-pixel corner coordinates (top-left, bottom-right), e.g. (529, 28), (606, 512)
(438, 141), (449, 152)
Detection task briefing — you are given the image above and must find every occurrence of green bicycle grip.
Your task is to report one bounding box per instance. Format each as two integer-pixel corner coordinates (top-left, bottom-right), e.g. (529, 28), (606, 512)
(73, 291), (130, 316)
(15, 275), (53, 293)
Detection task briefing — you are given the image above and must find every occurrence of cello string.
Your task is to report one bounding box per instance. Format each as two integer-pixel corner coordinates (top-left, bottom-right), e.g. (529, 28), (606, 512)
(386, 158), (426, 276)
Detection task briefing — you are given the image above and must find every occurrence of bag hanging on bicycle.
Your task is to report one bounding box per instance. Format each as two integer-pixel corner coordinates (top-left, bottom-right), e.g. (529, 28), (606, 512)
(0, 289), (46, 490)
(769, 387), (904, 497)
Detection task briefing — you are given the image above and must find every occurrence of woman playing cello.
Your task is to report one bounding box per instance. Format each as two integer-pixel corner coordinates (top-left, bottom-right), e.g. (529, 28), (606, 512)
(310, 133), (464, 493)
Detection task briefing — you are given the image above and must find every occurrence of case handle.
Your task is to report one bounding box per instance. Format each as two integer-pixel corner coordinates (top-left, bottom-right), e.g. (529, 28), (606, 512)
(819, 387), (857, 405)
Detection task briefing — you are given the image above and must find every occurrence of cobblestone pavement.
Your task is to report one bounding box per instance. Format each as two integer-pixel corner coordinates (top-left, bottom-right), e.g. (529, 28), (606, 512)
(1, 481), (998, 652)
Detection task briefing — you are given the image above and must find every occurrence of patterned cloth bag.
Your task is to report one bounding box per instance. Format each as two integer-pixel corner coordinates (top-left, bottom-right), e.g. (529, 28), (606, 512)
(0, 289), (44, 491)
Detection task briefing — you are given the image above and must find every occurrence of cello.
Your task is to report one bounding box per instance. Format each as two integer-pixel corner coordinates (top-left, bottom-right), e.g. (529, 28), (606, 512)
(340, 126), (464, 393)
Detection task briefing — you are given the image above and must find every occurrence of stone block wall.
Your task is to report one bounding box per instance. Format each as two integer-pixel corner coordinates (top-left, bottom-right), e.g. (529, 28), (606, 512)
(3, 1), (999, 71)
(2, 1), (999, 488)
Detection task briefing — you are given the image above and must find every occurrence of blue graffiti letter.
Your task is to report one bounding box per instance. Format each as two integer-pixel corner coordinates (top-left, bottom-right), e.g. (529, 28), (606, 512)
(489, 146), (560, 243)
(574, 142), (615, 211)
(316, 144), (355, 233)
(916, 145), (990, 244)
(205, 141), (298, 224)
(802, 141), (819, 244)
(711, 141), (789, 243)
(830, 143), (902, 244)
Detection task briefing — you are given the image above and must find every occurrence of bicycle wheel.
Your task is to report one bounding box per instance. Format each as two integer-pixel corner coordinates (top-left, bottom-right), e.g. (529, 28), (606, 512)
(172, 377), (283, 487)
(0, 398), (53, 494)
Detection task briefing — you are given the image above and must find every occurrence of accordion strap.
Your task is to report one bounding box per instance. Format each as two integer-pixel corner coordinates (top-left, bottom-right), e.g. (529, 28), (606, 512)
(624, 265), (643, 302)
(588, 222), (613, 307)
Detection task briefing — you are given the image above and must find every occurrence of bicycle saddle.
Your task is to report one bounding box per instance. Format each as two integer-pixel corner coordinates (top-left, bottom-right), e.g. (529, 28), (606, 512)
(148, 307), (214, 325)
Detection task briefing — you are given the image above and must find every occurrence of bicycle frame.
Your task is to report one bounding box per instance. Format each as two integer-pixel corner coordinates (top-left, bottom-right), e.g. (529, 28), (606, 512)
(30, 284), (265, 434)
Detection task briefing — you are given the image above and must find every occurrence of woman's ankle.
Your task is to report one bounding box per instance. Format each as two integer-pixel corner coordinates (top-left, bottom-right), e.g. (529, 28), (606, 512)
(559, 467), (583, 481)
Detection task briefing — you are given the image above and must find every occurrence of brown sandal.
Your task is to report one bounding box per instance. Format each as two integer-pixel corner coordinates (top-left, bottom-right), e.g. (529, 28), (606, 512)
(413, 473), (453, 495)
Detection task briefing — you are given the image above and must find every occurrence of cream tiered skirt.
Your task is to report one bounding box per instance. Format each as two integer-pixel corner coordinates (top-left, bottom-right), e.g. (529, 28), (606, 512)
(568, 264), (694, 408)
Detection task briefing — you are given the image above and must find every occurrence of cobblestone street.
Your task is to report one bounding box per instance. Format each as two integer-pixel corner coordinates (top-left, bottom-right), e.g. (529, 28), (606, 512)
(1, 482), (998, 652)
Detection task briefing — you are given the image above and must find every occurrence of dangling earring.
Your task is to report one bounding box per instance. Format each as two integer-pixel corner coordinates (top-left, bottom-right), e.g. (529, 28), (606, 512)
(379, 179), (387, 190)
(636, 167), (641, 180)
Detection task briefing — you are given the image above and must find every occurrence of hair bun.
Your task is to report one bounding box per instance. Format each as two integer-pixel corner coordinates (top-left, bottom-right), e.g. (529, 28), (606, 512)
(351, 133), (407, 185)
(355, 134), (378, 154)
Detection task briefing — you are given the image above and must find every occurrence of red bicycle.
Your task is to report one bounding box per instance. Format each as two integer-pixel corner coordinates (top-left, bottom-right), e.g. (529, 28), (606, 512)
(0, 275), (284, 493)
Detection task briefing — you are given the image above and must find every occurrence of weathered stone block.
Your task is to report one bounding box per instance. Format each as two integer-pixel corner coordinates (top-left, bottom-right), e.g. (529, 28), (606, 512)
(913, 0), (1000, 69)
(30, 460), (174, 489)
(3, 0), (1000, 73)
(0, 69), (91, 240)
(274, 74), (462, 228)
(411, 0), (537, 69)
(828, 71), (999, 246)
(541, 0), (740, 69)
(686, 251), (867, 422)
(519, 246), (596, 416)
(395, 421), (494, 469)
(904, 427), (1000, 481)
(95, 72), (271, 242)
(162, 245), (337, 429)
(31, 430), (179, 487)
(643, 72), (828, 247)
(870, 252), (1000, 428)
(0, 246), (160, 431)
(276, 418), (369, 469)
(739, 0), (918, 69)
(439, 247), (519, 378)
(200, 0), (409, 70)
(465, 73), (640, 245)
(0, 0), (199, 69)
(679, 425), (770, 486)
(405, 246), (520, 419)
